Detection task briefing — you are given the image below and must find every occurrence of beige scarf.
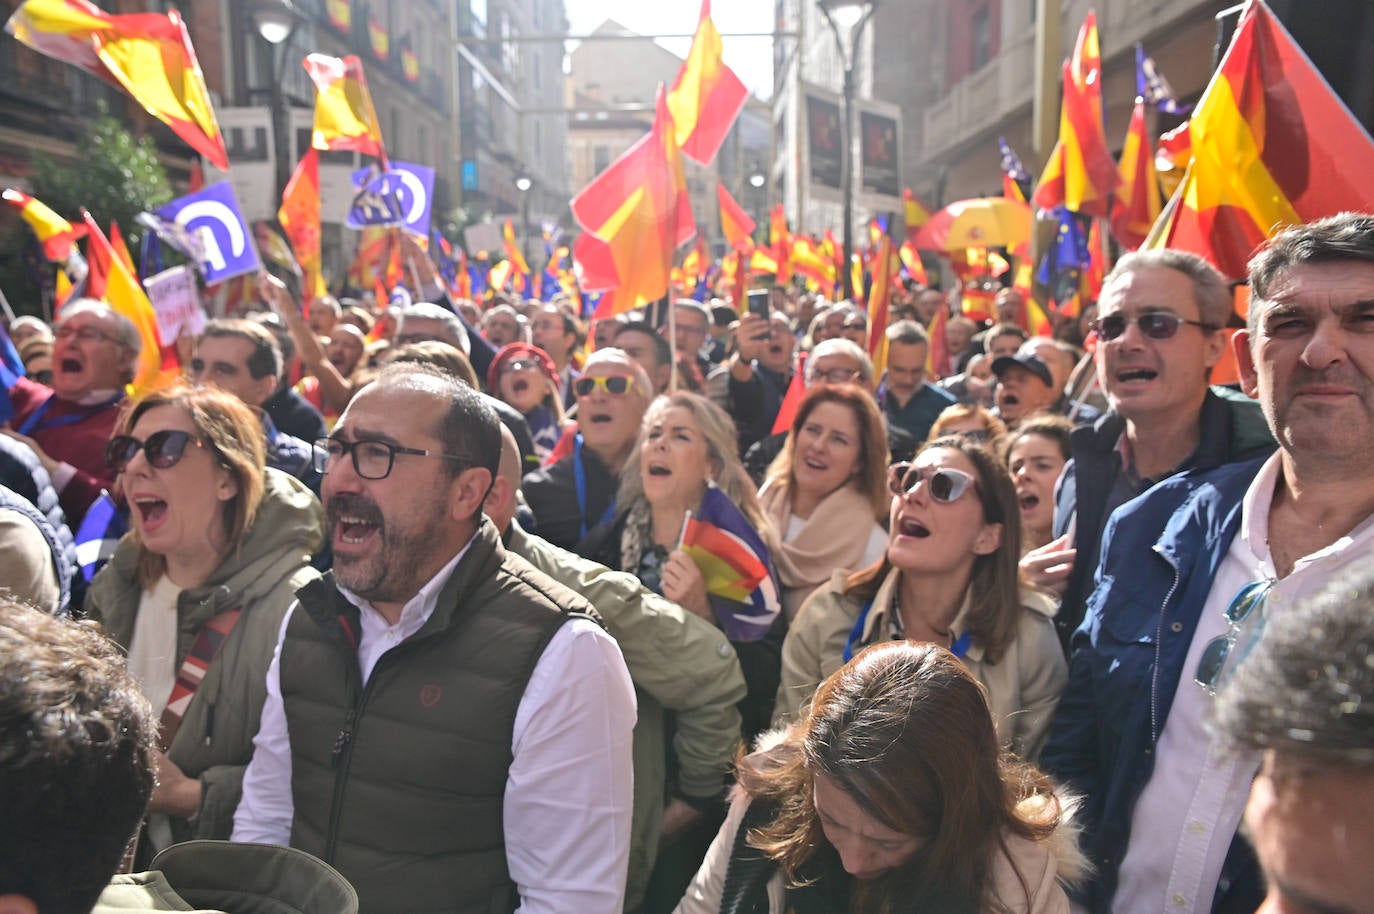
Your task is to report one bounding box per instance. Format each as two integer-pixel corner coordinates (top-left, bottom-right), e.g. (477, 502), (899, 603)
(758, 479), (882, 620)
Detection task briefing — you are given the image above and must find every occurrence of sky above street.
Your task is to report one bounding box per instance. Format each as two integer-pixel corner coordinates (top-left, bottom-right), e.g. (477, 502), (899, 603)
(563, 1), (775, 99)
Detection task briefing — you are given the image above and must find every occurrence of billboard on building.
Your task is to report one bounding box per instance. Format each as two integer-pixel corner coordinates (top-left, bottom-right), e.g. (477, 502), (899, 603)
(801, 83), (843, 203)
(857, 99), (902, 211)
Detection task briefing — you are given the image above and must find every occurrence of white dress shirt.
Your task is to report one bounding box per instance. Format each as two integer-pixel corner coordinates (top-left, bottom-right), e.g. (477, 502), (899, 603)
(233, 542), (638, 914)
(1111, 453), (1374, 914)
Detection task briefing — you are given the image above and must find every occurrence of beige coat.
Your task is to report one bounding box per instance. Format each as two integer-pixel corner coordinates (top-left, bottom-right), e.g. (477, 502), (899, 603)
(674, 783), (1085, 914)
(772, 568), (1067, 759)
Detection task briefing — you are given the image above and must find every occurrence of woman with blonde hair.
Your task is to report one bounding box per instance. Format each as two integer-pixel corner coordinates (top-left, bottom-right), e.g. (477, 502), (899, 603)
(86, 384), (322, 853)
(676, 641), (1084, 914)
(758, 385), (890, 621)
(585, 390), (783, 737)
(774, 436), (1066, 760)
(928, 402), (1008, 448)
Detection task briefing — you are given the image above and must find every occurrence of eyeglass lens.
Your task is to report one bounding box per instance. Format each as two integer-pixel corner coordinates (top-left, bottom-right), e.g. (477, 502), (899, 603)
(106, 430), (194, 472)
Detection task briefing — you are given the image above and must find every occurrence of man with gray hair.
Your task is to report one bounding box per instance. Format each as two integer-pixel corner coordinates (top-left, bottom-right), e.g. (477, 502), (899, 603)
(1023, 249), (1274, 651)
(2, 298), (140, 525)
(1213, 568), (1374, 914)
(878, 319), (955, 443)
(1042, 213), (1374, 914)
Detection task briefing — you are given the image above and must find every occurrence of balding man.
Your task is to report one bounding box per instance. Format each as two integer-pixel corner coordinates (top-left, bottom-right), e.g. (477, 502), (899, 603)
(2, 299), (139, 525)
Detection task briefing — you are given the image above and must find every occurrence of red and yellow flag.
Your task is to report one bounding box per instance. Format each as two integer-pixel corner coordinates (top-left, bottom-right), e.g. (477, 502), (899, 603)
(899, 240), (929, 286)
(866, 235), (897, 377)
(502, 218), (530, 279)
(571, 85), (695, 315)
(1145, 1), (1374, 280)
(304, 53), (387, 162)
(903, 188), (932, 239)
(926, 303), (950, 378)
(665, 0), (748, 166)
(717, 182), (756, 250)
(768, 205), (793, 284)
(1032, 11), (1121, 217)
(108, 221), (136, 277)
(790, 235), (836, 297)
(2, 188), (86, 261)
(80, 210), (172, 394)
(1111, 99), (1162, 250)
(6, 0), (228, 169)
(279, 148), (327, 299)
(326, 0), (351, 32)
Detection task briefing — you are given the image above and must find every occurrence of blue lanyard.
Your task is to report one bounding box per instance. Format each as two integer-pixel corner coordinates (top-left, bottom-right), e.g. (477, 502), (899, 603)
(17, 393), (122, 436)
(843, 597), (973, 662)
(573, 433), (615, 540)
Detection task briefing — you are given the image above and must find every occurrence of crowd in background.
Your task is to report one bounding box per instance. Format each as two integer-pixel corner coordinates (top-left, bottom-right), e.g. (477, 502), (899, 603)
(3, 213), (1374, 914)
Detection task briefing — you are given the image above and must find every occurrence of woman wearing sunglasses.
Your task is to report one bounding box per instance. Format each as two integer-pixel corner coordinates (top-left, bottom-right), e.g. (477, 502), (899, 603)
(773, 436), (1066, 760)
(85, 385), (323, 854)
(487, 342), (565, 460)
(758, 385), (892, 622)
(675, 641), (1084, 914)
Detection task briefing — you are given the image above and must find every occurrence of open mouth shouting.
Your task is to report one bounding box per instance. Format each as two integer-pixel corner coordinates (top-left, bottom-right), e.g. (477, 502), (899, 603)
(895, 514), (931, 539)
(328, 494), (384, 551)
(1017, 489), (1041, 514)
(646, 461), (672, 478)
(130, 493), (170, 532)
(1114, 365), (1159, 387)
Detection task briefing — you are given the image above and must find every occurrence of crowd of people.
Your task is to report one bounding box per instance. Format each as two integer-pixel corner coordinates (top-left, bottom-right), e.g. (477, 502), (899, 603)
(2, 211), (1373, 914)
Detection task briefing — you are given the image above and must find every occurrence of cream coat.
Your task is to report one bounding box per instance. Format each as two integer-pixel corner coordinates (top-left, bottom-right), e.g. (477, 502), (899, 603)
(674, 783), (1085, 914)
(773, 568), (1067, 759)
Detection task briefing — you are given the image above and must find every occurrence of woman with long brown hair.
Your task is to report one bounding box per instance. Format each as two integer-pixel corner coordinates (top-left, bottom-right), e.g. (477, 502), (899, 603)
(758, 385), (891, 621)
(773, 436), (1066, 760)
(675, 641), (1084, 913)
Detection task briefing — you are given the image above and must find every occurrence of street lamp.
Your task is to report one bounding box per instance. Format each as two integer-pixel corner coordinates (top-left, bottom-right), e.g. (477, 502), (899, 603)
(514, 174), (533, 274)
(817, 0), (877, 301)
(252, 0), (304, 196)
(748, 168), (767, 244)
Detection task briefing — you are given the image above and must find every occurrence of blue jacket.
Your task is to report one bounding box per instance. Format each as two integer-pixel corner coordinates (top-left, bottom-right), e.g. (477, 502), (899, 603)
(1041, 454), (1269, 913)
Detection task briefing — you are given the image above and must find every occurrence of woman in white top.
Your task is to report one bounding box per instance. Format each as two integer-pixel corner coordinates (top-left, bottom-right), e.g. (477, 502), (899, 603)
(757, 384), (890, 621)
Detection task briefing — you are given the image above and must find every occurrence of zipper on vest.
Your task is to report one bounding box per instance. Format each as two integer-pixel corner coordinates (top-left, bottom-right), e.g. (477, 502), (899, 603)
(324, 686), (362, 863)
(331, 706), (356, 766)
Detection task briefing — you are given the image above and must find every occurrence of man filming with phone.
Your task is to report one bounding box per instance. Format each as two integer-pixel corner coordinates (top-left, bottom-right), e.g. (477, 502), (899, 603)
(726, 305), (796, 456)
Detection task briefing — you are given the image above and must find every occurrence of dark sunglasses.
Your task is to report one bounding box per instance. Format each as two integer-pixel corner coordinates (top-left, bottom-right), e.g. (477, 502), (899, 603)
(887, 462), (978, 503)
(105, 430), (206, 473)
(1090, 312), (1215, 341)
(574, 375), (635, 397)
(1195, 579), (1274, 695)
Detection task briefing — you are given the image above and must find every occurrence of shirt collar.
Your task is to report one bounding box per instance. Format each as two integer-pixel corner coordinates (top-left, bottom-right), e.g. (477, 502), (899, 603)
(336, 533), (478, 634)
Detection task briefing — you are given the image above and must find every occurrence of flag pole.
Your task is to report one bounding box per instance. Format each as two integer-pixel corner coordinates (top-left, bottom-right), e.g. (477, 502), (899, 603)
(668, 294), (680, 392)
(0, 284), (17, 325)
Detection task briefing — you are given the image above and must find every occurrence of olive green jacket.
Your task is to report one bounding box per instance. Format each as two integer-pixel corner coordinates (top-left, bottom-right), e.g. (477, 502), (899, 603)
(88, 469), (323, 841)
(506, 519), (746, 909)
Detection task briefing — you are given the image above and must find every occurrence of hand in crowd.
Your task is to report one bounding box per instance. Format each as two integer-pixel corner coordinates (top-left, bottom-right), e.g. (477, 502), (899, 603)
(397, 232), (438, 288)
(147, 749), (202, 819)
(0, 427), (57, 477)
(662, 548), (712, 622)
(732, 311), (771, 364)
(256, 271), (297, 321)
(658, 797), (705, 846)
(1019, 533), (1075, 597)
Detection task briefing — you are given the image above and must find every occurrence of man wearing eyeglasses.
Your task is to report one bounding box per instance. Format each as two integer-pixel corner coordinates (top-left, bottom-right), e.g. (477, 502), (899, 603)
(1025, 250), (1274, 652)
(878, 319), (956, 444)
(2, 299), (139, 527)
(234, 364), (637, 914)
(1041, 216), (1374, 914)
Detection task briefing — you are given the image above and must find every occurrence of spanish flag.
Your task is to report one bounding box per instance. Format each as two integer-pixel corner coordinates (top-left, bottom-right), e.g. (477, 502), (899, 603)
(1145, 0), (1374, 280)
(279, 148), (327, 299)
(903, 188), (932, 238)
(717, 182), (756, 250)
(571, 85), (695, 315)
(866, 234), (897, 377)
(3, 188), (86, 261)
(6, 0), (228, 169)
(502, 218), (530, 281)
(304, 53), (387, 163)
(1110, 99), (1162, 250)
(665, 0), (748, 166)
(681, 485), (782, 642)
(81, 210), (172, 394)
(1032, 11), (1120, 217)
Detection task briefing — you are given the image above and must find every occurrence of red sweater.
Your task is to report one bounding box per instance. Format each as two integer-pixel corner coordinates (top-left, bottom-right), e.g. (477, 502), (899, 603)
(9, 377), (122, 526)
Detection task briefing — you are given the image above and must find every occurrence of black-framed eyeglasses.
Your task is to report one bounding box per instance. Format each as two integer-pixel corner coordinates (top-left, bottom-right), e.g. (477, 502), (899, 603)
(887, 462), (979, 503)
(105, 430), (207, 473)
(574, 375), (635, 397)
(1194, 579), (1274, 695)
(314, 437), (467, 480)
(1090, 312), (1216, 342)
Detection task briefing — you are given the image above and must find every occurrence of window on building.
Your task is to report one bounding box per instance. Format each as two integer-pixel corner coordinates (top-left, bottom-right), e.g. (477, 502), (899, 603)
(470, 0), (487, 39)
(534, 120), (542, 158)
(593, 145), (611, 172)
(533, 53), (541, 91)
(972, 5), (992, 70)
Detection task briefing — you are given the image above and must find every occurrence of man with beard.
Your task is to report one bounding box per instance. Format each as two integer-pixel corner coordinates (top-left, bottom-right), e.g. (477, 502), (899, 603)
(234, 364), (636, 914)
(726, 310), (797, 455)
(2, 299), (139, 526)
(1042, 214), (1374, 914)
